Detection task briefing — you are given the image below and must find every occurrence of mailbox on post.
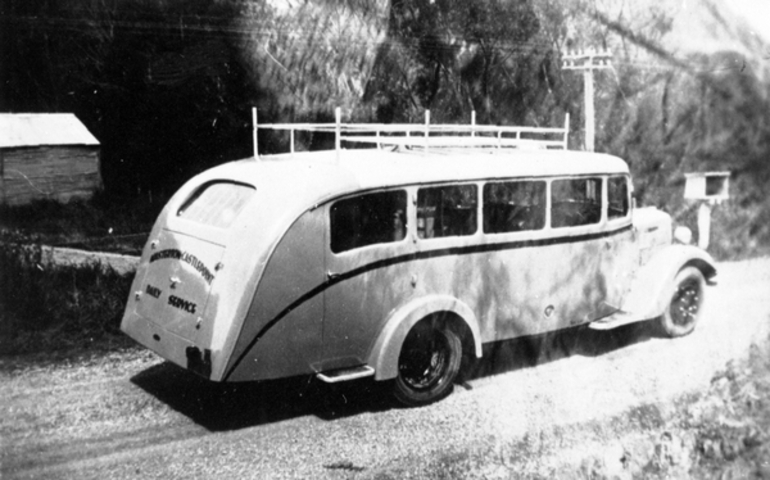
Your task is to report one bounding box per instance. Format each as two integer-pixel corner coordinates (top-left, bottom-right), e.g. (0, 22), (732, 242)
(684, 171), (730, 250)
(684, 171), (730, 202)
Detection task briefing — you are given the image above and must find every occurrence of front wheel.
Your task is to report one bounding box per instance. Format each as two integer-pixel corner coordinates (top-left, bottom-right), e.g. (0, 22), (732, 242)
(394, 319), (462, 407)
(659, 266), (705, 337)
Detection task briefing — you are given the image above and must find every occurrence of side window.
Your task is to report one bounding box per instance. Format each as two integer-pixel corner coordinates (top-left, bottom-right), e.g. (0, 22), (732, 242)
(551, 177), (603, 228)
(608, 176), (630, 220)
(417, 184), (477, 239)
(330, 190), (407, 254)
(483, 180), (546, 234)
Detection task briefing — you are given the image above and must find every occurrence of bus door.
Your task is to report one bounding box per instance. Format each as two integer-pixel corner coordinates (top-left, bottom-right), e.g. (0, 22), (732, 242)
(322, 189), (410, 371)
(548, 176), (617, 325)
(600, 175), (636, 311)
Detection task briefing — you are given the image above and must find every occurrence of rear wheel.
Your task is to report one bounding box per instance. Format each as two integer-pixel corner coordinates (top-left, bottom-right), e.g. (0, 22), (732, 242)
(659, 266), (705, 337)
(394, 319), (461, 407)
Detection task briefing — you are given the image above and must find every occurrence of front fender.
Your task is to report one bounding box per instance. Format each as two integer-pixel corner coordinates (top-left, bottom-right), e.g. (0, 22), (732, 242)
(621, 244), (717, 319)
(368, 295), (482, 381)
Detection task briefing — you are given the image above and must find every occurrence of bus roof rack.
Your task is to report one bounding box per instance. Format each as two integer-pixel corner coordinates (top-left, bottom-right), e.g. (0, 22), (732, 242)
(251, 108), (570, 158)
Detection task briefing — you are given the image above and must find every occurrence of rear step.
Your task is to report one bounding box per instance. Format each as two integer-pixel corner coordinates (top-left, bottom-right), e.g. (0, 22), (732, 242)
(316, 365), (375, 384)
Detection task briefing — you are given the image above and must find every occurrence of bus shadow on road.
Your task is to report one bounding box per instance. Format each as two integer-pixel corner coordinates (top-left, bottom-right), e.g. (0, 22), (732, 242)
(468, 318), (660, 380)
(131, 318), (660, 431)
(130, 361), (394, 431)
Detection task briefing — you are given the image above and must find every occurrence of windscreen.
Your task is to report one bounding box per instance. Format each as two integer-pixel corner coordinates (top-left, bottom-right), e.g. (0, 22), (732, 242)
(177, 181), (255, 229)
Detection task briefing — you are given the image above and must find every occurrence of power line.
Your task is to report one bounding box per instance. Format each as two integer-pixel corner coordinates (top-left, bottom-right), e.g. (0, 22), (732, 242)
(3, 14), (710, 73)
(0, 13), (555, 50)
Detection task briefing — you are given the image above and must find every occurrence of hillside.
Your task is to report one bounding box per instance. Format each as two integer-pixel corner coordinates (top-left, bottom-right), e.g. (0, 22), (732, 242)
(2, 0), (769, 259)
(556, 0), (770, 259)
(189, 0), (770, 259)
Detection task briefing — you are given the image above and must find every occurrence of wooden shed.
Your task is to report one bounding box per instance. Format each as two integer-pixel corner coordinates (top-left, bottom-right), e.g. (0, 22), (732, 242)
(0, 113), (101, 206)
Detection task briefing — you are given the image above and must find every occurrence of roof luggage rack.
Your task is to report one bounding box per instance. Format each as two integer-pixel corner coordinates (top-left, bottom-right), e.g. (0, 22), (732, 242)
(251, 108), (570, 159)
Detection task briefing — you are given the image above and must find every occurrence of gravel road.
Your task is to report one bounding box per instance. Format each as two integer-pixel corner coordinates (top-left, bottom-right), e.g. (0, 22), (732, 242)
(2, 258), (769, 479)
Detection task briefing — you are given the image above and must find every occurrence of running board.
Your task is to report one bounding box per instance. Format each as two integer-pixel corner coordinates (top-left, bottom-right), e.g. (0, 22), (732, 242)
(316, 365), (375, 384)
(588, 311), (643, 331)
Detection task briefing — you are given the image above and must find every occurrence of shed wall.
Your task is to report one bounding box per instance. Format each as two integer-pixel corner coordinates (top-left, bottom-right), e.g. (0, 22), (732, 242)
(1, 146), (102, 205)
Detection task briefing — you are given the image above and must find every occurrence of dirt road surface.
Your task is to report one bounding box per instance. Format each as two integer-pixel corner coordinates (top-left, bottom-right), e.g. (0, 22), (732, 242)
(2, 258), (769, 479)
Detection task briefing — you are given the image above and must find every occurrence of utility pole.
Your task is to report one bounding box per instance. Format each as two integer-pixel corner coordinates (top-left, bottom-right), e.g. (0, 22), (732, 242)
(562, 49), (612, 152)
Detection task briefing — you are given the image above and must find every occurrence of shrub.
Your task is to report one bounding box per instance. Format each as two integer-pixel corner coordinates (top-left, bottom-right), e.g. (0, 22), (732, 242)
(0, 232), (135, 355)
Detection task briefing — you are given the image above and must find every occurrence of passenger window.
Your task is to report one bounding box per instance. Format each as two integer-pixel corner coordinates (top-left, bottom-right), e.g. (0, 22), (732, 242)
(608, 176), (629, 219)
(330, 190), (407, 253)
(417, 185), (477, 239)
(483, 181), (546, 233)
(551, 178), (603, 228)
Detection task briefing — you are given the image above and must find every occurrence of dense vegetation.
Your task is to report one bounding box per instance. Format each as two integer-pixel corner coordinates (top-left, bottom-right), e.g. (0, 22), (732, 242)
(2, 0), (770, 354)
(3, 0), (769, 257)
(0, 233), (134, 355)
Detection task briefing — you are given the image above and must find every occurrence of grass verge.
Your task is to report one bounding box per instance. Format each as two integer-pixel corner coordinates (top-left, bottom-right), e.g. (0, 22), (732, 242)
(367, 335), (770, 479)
(0, 233), (135, 356)
(0, 192), (163, 255)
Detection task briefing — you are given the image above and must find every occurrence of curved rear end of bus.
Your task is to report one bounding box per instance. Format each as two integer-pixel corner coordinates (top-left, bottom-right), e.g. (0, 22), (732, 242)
(120, 157), (351, 382)
(121, 175), (262, 381)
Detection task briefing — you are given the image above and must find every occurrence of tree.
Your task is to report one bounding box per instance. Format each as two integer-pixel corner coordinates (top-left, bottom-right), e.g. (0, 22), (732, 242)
(2, 0), (257, 196)
(364, 0), (556, 126)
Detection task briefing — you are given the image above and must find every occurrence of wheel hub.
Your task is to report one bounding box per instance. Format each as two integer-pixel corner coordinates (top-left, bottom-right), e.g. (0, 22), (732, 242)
(400, 339), (448, 390)
(671, 282), (701, 326)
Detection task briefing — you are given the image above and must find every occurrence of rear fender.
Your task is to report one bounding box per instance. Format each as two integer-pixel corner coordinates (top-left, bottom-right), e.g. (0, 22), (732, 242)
(622, 245), (717, 319)
(368, 295), (482, 381)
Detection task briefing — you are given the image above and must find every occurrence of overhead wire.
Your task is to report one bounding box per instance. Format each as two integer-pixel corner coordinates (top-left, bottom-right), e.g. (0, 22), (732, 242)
(1, 12), (708, 75)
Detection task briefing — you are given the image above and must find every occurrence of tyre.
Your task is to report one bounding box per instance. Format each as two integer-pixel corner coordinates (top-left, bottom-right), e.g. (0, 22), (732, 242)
(393, 319), (462, 407)
(659, 266), (705, 338)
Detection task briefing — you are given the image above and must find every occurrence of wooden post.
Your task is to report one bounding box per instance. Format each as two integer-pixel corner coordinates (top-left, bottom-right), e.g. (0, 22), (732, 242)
(561, 49), (612, 152)
(697, 202), (713, 250)
(424, 110), (430, 153)
(471, 110), (476, 138)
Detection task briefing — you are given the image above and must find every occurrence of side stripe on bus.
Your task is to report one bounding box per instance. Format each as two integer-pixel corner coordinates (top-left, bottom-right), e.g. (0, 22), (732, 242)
(222, 224), (633, 380)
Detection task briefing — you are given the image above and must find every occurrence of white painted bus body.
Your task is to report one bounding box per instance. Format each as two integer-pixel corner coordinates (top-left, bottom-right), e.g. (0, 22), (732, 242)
(121, 147), (716, 401)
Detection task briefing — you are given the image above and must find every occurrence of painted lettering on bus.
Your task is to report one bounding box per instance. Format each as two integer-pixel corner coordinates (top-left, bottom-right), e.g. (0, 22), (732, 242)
(168, 294), (197, 314)
(145, 284), (162, 299)
(150, 249), (215, 284)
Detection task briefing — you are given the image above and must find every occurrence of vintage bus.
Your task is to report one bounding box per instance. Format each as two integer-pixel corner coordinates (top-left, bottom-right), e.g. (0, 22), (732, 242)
(121, 112), (717, 406)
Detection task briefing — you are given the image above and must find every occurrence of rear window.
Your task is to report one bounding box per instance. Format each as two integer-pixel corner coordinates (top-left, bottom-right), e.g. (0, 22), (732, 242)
(177, 181), (255, 228)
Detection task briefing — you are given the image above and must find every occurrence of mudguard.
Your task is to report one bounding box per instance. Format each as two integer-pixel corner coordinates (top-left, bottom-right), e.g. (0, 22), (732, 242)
(368, 295), (483, 381)
(620, 244), (717, 321)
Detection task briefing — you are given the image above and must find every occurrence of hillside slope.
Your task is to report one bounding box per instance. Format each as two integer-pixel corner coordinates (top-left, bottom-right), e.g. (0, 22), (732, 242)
(2, 0), (767, 258)
(239, 0), (770, 259)
(561, 0), (770, 259)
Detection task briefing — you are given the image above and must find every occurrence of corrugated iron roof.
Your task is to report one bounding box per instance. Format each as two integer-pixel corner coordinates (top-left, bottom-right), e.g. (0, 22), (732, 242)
(0, 113), (99, 148)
